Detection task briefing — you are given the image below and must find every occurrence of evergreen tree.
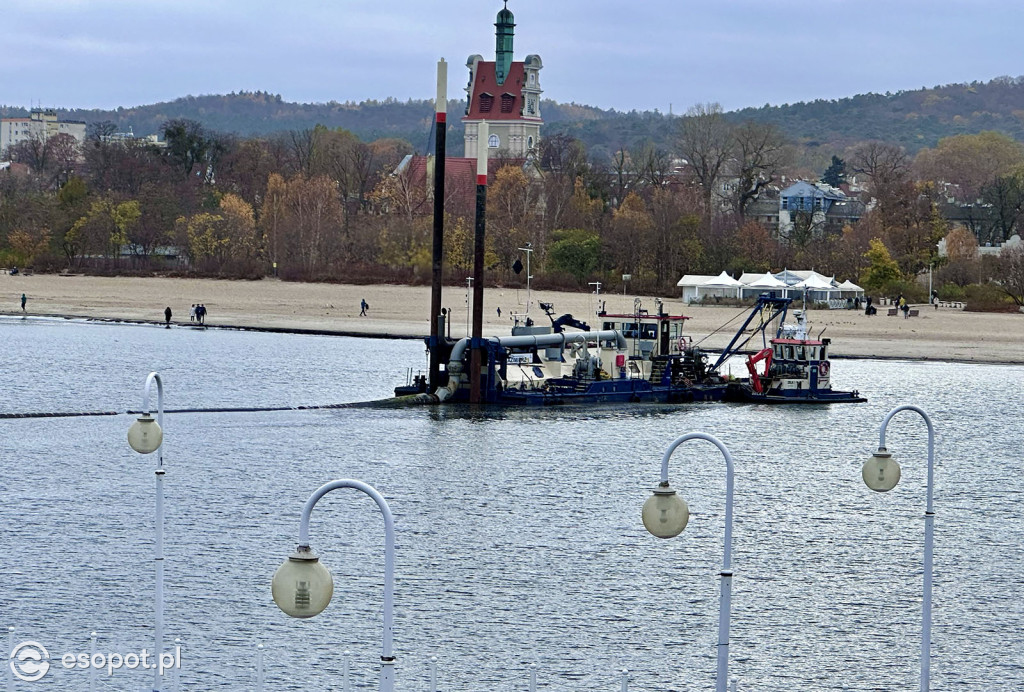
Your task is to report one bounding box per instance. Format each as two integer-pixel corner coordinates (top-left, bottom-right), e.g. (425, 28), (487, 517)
(822, 155), (846, 187)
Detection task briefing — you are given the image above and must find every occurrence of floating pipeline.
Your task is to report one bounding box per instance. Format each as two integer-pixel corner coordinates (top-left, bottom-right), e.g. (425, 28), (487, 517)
(0, 397), (435, 420)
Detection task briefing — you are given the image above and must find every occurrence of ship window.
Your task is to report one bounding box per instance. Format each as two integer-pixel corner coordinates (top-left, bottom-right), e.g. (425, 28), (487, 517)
(821, 345), (828, 360)
(785, 346), (794, 360)
(809, 346), (818, 360)
(796, 345), (806, 360)
(774, 345), (782, 358)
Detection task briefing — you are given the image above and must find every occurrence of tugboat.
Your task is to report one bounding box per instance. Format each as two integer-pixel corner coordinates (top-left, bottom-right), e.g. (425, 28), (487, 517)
(715, 295), (865, 404)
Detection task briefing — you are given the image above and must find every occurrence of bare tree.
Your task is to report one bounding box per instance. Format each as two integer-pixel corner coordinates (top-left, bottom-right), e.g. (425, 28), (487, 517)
(997, 244), (1024, 306)
(629, 141), (673, 196)
(850, 141), (911, 212)
(6, 132), (49, 172)
(732, 121), (790, 218)
(288, 128), (318, 177)
(678, 103), (734, 220)
(44, 133), (81, 187)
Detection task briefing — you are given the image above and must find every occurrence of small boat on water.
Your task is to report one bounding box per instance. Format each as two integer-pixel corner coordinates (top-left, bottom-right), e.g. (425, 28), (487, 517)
(396, 292), (864, 406)
(721, 301), (865, 404)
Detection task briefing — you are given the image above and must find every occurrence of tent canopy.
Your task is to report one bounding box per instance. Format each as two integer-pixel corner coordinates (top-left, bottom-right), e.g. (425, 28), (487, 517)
(741, 272), (787, 289)
(677, 274), (716, 287)
(701, 271), (743, 288)
(792, 274), (836, 290)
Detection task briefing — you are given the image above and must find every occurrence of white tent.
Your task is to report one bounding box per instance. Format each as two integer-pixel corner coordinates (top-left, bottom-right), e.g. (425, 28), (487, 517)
(774, 269), (805, 286)
(697, 271), (743, 300)
(836, 279), (864, 298)
(739, 272), (789, 299)
(791, 274), (839, 302)
(677, 274), (717, 303)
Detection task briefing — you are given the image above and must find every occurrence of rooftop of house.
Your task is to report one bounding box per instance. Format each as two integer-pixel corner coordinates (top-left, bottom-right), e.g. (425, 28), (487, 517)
(464, 61), (536, 121)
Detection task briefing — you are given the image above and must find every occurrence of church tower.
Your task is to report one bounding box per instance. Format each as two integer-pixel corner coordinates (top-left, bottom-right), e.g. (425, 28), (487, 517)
(463, 2), (543, 157)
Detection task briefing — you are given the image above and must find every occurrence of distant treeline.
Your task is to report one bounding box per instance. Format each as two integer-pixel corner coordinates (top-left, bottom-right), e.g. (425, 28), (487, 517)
(4, 76), (1024, 157)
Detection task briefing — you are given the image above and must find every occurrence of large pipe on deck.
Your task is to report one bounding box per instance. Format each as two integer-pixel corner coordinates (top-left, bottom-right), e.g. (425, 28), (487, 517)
(434, 330), (627, 402)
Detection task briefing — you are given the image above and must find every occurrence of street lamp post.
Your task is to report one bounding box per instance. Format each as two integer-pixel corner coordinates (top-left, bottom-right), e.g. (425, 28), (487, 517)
(126, 372), (166, 692)
(642, 433), (735, 692)
(272, 479), (396, 692)
(862, 404), (936, 692)
(517, 243), (533, 315)
(465, 276), (474, 337)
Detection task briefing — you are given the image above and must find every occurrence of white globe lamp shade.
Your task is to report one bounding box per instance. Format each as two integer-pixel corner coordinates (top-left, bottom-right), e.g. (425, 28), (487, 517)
(127, 415), (163, 454)
(862, 448), (901, 492)
(642, 483), (689, 538)
(272, 549), (334, 618)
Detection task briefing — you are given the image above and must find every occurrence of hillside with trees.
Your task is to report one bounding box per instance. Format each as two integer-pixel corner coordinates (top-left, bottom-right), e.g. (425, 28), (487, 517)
(5, 76), (1024, 156)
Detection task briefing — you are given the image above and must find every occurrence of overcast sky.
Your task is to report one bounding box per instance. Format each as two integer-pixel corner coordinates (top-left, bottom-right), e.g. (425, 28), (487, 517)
(3, 0), (1023, 114)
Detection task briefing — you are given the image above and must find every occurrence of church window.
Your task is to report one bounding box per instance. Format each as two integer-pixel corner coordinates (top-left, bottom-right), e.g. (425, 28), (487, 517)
(479, 93), (494, 113)
(488, 134), (500, 148)
(529, 73), (536, 85)
(501, 93), (515, 113)
(528, 136), (534, 149)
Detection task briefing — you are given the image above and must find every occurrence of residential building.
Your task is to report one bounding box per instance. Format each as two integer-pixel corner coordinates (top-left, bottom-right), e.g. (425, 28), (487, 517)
(777, 181), (864, 237)
(462, 4), (543, 157)
(0, 108), (86, 156)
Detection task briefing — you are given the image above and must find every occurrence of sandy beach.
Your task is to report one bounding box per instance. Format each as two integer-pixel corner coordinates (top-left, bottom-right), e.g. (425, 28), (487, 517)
(2, 274), (1023, 364)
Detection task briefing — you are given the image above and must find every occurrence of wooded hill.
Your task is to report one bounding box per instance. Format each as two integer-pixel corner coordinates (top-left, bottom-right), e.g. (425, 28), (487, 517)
(3, 75), (1024, 156)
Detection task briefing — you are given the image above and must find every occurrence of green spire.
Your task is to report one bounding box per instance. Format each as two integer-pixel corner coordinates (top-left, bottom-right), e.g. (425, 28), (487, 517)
(495, 2), (515, 86)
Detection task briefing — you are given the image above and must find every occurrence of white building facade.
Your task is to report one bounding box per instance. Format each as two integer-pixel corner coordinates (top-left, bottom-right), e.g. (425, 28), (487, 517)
(1, 109), (86, 157)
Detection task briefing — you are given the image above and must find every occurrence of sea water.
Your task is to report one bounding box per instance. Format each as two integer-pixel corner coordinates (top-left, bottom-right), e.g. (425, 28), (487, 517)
(1, 317), (1021, 690)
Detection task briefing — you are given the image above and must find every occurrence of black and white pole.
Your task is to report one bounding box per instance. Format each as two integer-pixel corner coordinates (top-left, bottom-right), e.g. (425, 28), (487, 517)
(429, 58), (448, 391)
(470, 122), (488, 403)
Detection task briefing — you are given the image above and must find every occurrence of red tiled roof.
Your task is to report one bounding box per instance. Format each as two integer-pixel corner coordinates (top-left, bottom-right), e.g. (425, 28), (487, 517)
(464, 61), (537, 121)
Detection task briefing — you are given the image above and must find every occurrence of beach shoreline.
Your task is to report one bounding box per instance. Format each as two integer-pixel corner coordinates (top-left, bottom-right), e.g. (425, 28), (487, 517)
(2, 274), (1023, 364)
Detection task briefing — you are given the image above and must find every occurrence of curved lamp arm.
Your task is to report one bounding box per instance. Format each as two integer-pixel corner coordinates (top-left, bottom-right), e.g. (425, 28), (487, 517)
(142, 372), (165, 468)
(296, 479), (396, 675)
(660, 432), (735, 570)
(877, 404), (935, 513)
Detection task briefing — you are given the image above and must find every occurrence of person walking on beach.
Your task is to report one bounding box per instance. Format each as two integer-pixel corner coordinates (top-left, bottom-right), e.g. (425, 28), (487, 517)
(190, 304), (196, 322)
(496, 307), (501, 319)
(360, 298), (368, 317)
(197, 304), (206, 324)
(20, 293), (26, 312)
(164, 306), (173, 328)
(898, 295), (909, 319)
